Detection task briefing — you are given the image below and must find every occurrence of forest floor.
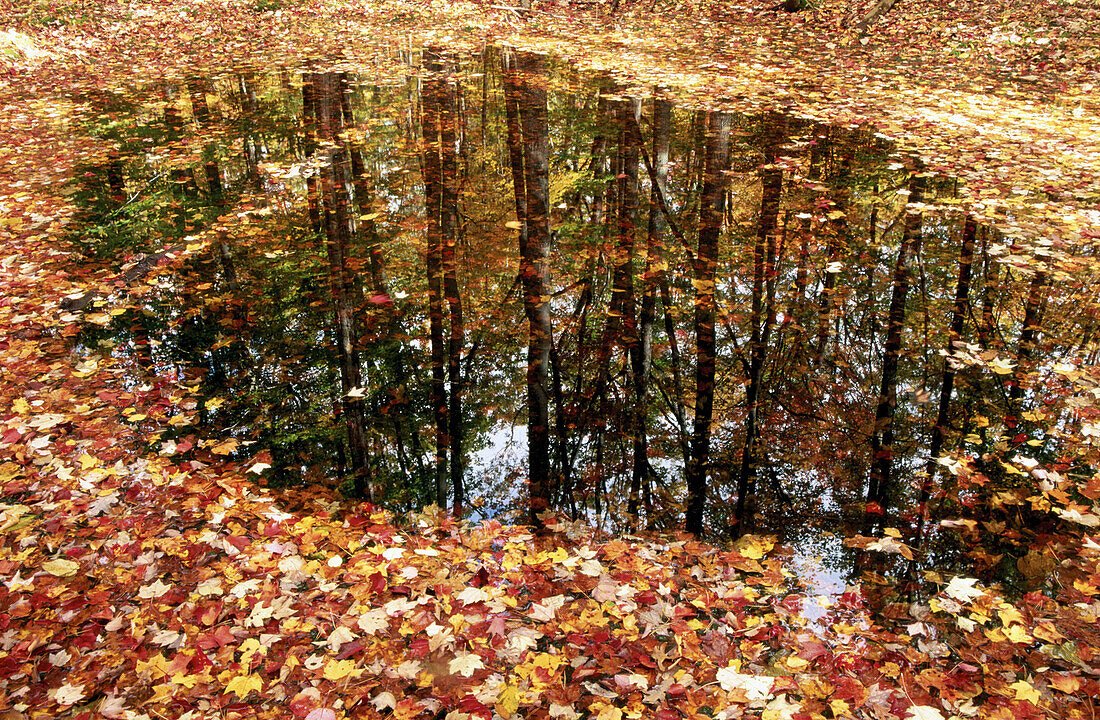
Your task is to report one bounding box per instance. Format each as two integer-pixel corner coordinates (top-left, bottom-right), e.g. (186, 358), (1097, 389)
(2, 0), (1100, 719)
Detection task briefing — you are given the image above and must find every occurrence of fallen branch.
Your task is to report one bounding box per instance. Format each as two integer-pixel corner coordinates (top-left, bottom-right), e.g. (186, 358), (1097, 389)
(852, 0), (900, 35)
(489, 4), (547, 15)
(60, 244), (185, 312)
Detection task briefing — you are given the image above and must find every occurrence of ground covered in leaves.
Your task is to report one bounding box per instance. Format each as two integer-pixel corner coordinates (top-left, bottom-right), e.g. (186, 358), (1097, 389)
(2, 0), (1100, 718)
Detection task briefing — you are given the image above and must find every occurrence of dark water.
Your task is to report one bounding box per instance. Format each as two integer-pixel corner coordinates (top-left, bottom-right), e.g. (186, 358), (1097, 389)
(65, 48), (1088, 596)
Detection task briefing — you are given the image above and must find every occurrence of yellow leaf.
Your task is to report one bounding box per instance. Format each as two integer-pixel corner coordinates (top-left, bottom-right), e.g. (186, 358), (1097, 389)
(505, 220), (523, 230)
(1073, 579), (1098, 596)
(323, 659), (358, 681)
(594, 703), (622, 720)
(1004, 624), (1033, 644)
(547, 547), (569, 563)
(210, 437), (239, 455)
(1010, 679), (1040, 704)
(0, 505), (30, 533)
(495, 684), (520, 718)
(784, 656), (809, 671)
(12, 398), (29, 414)
(43, 559), (80, 577)
(732, 534), (775, 560)
(240, 637), (265, 666)
(1034, 621), (1064, 643)
(170, 673), (202, 688)
(136, 653), (170, 680)
(224, 674), (262, 698)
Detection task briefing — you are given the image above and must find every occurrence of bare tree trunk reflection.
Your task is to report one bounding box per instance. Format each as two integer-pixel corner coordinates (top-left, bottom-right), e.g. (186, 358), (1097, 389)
(630, 96), (672, 527)
(503, 49), (553, 529)
(685, 111), (731, 537)
(306, 72), (372, 501)
(733, 115), (785, 535)
(866, 168), (925, 530)
(914, 213), (975, 550)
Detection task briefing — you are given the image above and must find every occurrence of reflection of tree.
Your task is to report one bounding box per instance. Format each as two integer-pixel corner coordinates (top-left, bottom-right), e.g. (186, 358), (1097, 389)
(420, 49), (467, 510)
(503, 49), (553, 527)
(631, 96), (673, 526)
(1009, 249), (1048, 416)
(814, 128), (853, 363)
(733, 114), (785, 535)
(304, 72), (373, 501)
(685, 111), (731, 537)
(914, 213), (975, 550)
(866, 169), (925, 530)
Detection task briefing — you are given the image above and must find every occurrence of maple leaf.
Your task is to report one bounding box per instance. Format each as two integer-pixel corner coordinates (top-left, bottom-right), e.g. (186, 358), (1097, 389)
(224, 674), (262, 698)
(943, 577), (984, 603)
(762, 695), (803, 720)
(230, 578), (262, 597)
(138, 578), (172, 599)
(0, 503), (31, 532)
(716, 667), (774, 705)
(529, 594), (566, 621)
(449, 652), (486, 677)
(370, 692), (397, 711)
(305, 710), (337, 720)
(246, 596), (296, 627)
(495, 684), (520, 718)
(907, 707), (945, 720)
(48, 649), (71, 666)
(323, 659), (359, 681)
(357, 608), (389, 634)
(1057, 507), (1100, 526)
(324, 625), (358, 653)
(151, 628), (183, 648)
(456, 586), (489, 604)
(592, 575), (621, 603)
(549, 704), (579, 720)
(1049, 674), (1081, 693)
(865, 535), (915, 560)
(1010, 680), (1041, 704)
(1004, 624), (1033, 644)
(52, 682), (85, 705)
(210, 437), (239, 455)
(731, 533), (775, 560)
(170, 673), (202, 689)
(86, 491), (118, 516)
(99, 695), (126, 718)
(592, 703), (622, 720)
(196, 577), (224, 596)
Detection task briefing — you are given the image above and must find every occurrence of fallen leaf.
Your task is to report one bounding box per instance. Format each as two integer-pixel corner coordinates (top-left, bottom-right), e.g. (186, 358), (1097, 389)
(42, 558), (79, 577)
(224, 674), (262, 699)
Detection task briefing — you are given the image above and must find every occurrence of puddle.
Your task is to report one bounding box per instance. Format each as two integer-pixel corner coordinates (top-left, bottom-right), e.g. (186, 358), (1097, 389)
(63, 47), (1092, 597)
